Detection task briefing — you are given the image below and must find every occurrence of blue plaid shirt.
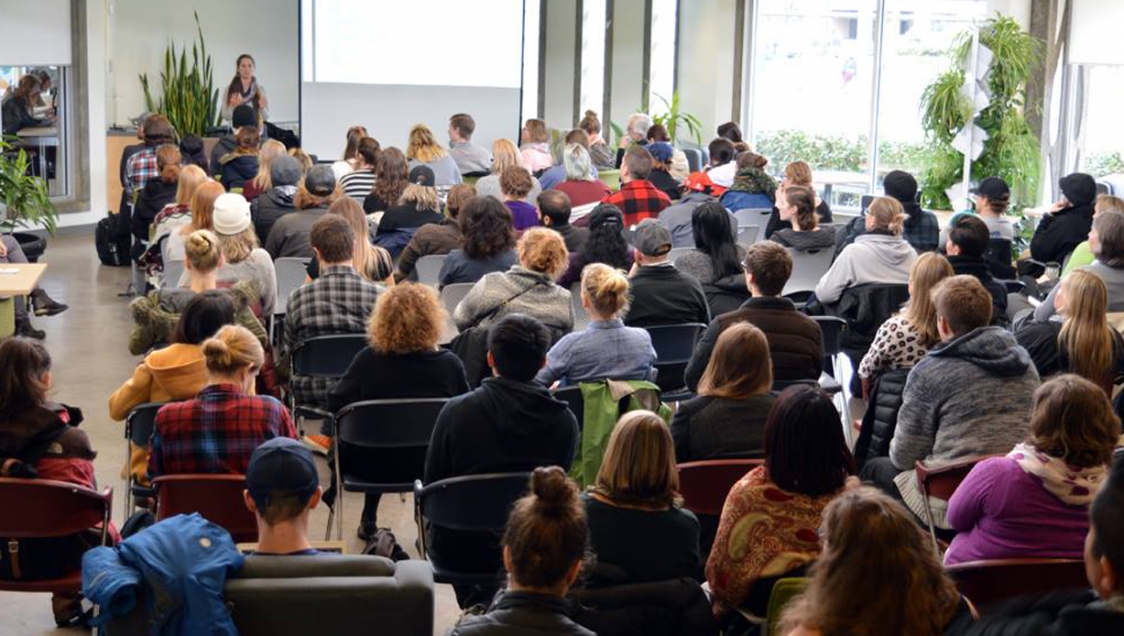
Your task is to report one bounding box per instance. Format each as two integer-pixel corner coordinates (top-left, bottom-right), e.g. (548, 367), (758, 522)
(536, 319), (657, 387)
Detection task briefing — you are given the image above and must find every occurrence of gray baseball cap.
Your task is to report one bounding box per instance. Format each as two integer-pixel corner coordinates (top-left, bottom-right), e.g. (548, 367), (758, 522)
(304, 164), (336, 196)
(271, 155), (303, 187)
(633, 218), (673, 257)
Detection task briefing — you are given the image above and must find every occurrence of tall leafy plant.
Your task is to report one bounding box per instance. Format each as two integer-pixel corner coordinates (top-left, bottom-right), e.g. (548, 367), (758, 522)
(0, 137), (56, 234)
(919, 14), (1042, 210)
(140, 12), (220, 137)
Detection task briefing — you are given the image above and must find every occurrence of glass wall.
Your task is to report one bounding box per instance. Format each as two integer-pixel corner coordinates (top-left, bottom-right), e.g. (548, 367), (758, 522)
(521, 0), (541, 120)
(1076, 65), (1124, 179)
(0, 65), (70, 198)
(648, 0), (678, 109)
(580, 0), (608, 118)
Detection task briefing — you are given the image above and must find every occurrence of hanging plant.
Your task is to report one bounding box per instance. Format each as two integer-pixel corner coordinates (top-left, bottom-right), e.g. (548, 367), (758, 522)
(139, 12), (220, 138)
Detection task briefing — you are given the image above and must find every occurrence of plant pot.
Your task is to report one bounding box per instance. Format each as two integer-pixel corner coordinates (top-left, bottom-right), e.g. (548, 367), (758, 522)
(13, 232), (46, 263)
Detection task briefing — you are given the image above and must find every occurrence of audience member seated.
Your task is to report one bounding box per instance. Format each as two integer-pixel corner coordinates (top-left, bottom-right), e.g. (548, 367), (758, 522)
(624, 218), (710, 328)
(125, 114), (176, 199)
(815, 196), (917, 305)
(151, 164), (207, 246)
(780, 487), (971, 636)
(672, 323), (775, 462)
(331, 125), (368, 180)
(579, 110), (615, 170)
(557, 204), (634, 288)
(707, 384), (855, 619)
(328, 284), (469, 540)
(703, 138), (738, 188)
(770, 185), (836, 251)
(242, 437), (325, 556)
(552, 143), (612, 207)
(538, 129), (598, 190)
(941, 176), (1016, 278)
(240, 139), (286, 202)
(395, 183), (474, 282)
(945, 374), (1120, 566)
(218, 126), (260, 190)
(148, 325), (295, 479)
(165, 179), (224, 265)
(717, 121), (750, 154)
(1061, 194), (1124, 277)
(520, 118), (554, 174)
(1016, 270), (1124, 392)
(1034, 209), (1124, 322)
(659, 177), (717, 248)
(249, 155), (302, 242)
(447, 113), (492, 176)
(675, 202), (749, 315)
(453, 228), (573, 336)
(719, 152), (777, 213)
(449, 467), (593, 636)
(439, 196), (518, 287)
(764, 161), (833, 238)
(1, 234), (66, 340)
(363, 147), (410, 214)
(375, 165), (446, 257)
(424, 314), (579, 607)
(306, 198), (394, 286)
(0, 338), (104, 625)
(862, 276), (1040, 528)
(857, 252), (954, 395)
(132, 144), (182, 241)
(1, 74), (51, 136)
(338, 137), (380, 201)
(646, 142), (683, 201)
(210, 193), (277, 315)
(646, 123), (690, 182)
(501, 166), (541, 230)
(602, 146), (672, 226)
(536, 264), (655, 387)
(583, 411), (700, 584)
(685, 241), (822, 390)
(613, 113), (653, 169)
(476, 139), (543, 204)
(283, 216), (382, 449)
(537, 190), (589, 254)
(836, 170), (939, 255)
(211, 104), (259, 174)
(1029, 172), (1098, 267)
(111, 291), (235, 481)
(407, 124), (462, 190)
(954, 454), (1124, 635)
(944, 216), (1007, 322)
(265, 165), (339, 259)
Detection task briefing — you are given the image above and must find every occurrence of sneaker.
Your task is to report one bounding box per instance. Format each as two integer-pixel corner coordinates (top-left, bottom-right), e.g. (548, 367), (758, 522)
(301, 434), (331, 456)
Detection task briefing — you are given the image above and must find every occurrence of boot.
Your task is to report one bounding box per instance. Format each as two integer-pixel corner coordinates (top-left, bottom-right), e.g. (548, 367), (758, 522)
(15, 317), (45, 340)
(30, 288), (68, 317)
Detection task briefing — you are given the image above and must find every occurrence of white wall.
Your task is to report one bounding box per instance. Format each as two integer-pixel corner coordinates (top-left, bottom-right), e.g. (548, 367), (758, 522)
(675, 0), (737, 144)
(106, 0), (299, 126)
(542, 0), (579, 128)
(0, 0), (71, 66)
(608, 0), (647, 131)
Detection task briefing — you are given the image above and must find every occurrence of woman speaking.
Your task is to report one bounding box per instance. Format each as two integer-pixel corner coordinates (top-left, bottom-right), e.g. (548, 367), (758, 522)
(222, 54), (269, 123)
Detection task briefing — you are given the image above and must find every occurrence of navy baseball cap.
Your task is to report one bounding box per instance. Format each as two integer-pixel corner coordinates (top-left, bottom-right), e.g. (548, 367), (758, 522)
(648, 141), (675, 164)
(970, 176), (1010, 200)
(246, 438), (319, 508)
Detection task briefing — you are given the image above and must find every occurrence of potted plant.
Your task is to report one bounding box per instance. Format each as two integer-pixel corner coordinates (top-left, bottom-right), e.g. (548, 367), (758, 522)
(609, 91), (705, 148)
(0, 137), (57, 262)
(139, 12), (220, 137)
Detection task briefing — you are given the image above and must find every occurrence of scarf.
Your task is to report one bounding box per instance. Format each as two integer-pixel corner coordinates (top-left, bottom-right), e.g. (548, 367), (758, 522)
(1008, 442), (1107, 506)
(726, 167), (777, 197)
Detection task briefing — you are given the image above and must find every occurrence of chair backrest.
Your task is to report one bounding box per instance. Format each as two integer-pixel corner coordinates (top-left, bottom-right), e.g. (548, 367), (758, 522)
(127, 402), (168, 447)
(416, 473), (531, 532)
(336, 399), (450, 490)
(163, 260), (185, 288)
(678, 460), (762, 517)
(553, 385), (585, 432)
(736, 225), (760, 247)
(916, 455), (993, 502)
(439, 282), (476, 316)
(682, 148), (702, 173)
(668, 247), (695, 264)
(811, 316), (847, 356)
(415, 255), (447, 287)
(292, 334), (368, 379)
(153, 474), (259, 542)
(570, 282), (590, 331)
(274, 257), (311, 316)
(766, 577), (810, 636)
(783, 248), (835, 296)
(947, 559), (1089, 613)
(599, 169), (621, 191)
(732, 208), (773, 229)
(646, 323), (707, 364)
(0, 478), (112, 538)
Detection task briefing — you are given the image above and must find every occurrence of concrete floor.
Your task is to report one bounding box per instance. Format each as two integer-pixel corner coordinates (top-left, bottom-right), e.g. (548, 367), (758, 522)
(0, 234), (463, 635)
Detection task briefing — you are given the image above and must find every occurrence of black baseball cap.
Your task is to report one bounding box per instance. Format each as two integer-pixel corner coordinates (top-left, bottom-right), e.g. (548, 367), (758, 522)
(246, 438), (319, 509)
(409, 165), (436, 188)
(970, 176), (1010, 200)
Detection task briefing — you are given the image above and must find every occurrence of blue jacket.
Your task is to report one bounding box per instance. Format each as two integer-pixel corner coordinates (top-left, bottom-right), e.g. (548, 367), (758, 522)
(718, 190), (773, 213)
(83, 513), (244, 634)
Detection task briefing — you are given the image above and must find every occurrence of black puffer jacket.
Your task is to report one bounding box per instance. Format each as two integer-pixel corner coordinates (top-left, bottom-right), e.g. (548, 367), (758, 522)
(572, 576), (718, 636)
(1029, 173), (1098, 265)
(853, 367), (909, 469)
(827, 283), (911, 365)
(450, 592), (594, 636)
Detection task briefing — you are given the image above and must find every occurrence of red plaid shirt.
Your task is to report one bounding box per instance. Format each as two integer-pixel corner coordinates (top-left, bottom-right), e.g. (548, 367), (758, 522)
(148, 384), (296, 478)
(125, 147), (159, 198)
(602, 179), (672, 226)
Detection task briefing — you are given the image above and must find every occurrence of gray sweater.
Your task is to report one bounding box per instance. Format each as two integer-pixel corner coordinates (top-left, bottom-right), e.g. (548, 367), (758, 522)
(1034, 260), (1124, 321)
(815, 233), (917, 304)
(453, 266), (574, 333)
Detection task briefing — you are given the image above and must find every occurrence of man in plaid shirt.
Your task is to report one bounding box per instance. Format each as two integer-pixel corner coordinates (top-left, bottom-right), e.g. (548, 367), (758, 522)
(602, 145), (672, 226)
(124, 114), (176, 200)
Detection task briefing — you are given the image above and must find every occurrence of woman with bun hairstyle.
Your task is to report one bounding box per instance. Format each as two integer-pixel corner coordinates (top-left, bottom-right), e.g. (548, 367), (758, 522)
(148, 324), (295, 479)
(536, 263), (655, 387)
(719, 152), (777, 213)
(580, 110), (615, 170)
(814, 196), (917, 305)
(449, 466), (594, 636)
(134, 144), (183, 240)
(770, 185), (836, 252)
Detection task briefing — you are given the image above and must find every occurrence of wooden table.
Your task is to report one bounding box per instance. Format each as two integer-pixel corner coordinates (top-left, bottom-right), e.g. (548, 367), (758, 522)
(0, 263), (47, 295)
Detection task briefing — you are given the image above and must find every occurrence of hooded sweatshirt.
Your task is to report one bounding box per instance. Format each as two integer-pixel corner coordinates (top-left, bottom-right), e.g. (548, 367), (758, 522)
(890, 326), (1040, 526)
(1030, 173), (1098, 264)
(250, 186), (297, 243)
(219, 154), (259, 190)
(815, 232), (918, 304)
(424, 376), (579, 485)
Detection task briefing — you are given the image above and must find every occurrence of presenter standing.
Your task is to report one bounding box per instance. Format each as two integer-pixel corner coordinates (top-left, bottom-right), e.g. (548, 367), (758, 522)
(222, 54), (269, 123)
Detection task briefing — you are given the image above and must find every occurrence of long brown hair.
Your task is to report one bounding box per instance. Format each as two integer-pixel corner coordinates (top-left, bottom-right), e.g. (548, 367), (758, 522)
(1059, 269), (1117, 386)
(156, 144), (183, 184)
(782, 487), (961, 636)
(592, 411), (680, 509)
(1029, 374), (1120, 468)
(504, 466), (589, 590)
(784, 185), (818, 231)
(902, 252), (955, 346)
(698, 323), (773, 400)
(341, 125), (368, 162)
(185, 180), (225, 234)
(372, 147), (409, 205)
(0, 337), (51, 418)
(250, 139), (287, 192)
(225, 54), (262, 112)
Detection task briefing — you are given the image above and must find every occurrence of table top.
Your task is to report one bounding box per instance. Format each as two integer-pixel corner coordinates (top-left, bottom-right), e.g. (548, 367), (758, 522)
(15, 126), (59, 139)
(0, 263), (47, 295)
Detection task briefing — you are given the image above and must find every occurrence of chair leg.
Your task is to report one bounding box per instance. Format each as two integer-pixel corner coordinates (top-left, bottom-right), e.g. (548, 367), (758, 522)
(836, 353), (855, 449)
(333, 426), (344, 541)
(325, 506), (334, 541)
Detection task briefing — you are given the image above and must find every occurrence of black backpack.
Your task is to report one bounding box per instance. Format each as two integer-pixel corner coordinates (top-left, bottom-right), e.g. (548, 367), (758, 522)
(95, 213), (130, 267)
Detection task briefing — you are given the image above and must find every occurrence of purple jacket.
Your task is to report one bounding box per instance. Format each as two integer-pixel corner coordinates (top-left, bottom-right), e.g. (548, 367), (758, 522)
(944, 456), (1090, 565)
(505, 200), (541, 231)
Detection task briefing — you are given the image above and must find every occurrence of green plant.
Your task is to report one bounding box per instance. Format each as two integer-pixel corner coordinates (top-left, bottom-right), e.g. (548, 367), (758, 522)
(0, 137), (56, 234)
(650, 92), (703, 146)
(919, 14), (1043, 210)
(1083, 152), (1124, 178)
(140, 12), (219, 137)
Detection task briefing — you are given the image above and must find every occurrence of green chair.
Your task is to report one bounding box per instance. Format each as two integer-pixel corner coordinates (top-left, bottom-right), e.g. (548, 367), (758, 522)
(599, 169), (621, 192)
(463, 175), (482, 187)
(0, 297), (13, 339)
(765, 577), (808, 636)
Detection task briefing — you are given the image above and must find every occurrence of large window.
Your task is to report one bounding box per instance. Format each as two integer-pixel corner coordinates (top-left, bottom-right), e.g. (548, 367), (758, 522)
(0, 65), (70, 198)
(580, 0), (608, 118)
(648, 0), (678, 109)
(1076, 65), (1124, 179)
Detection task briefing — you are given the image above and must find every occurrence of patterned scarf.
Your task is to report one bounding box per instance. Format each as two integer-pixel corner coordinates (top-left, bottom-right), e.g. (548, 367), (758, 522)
(1008, 442), (1107, 506)
(726, 166), (777, 197)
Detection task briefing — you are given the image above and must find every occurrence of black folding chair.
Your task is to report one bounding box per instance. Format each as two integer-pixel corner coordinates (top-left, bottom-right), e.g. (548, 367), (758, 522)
(327, 398), (449, 540)
(123, 402), (167, 517)
(289, 334), (368, 429)
(414, 473), (531, 585)
(553, 385), (584, 433)
(645, 323), (707, 395)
